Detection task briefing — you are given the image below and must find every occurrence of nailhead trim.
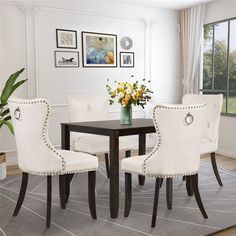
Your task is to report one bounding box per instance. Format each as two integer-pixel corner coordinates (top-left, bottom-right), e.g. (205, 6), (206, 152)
(142, 104), (205, 177)
(21, 167), (98, 176)
(9, 98), (98, 175)
(122, 168), (198, 178)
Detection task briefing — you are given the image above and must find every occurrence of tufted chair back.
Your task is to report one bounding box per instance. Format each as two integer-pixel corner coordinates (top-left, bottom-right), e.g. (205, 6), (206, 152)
(182, 94), (223, 143)
(144, 104), (206, 177)
(68, 95), (110, 122)
(8, 98), (63, 174)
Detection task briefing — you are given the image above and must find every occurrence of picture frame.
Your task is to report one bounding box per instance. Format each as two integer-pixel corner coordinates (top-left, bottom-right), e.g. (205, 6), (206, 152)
(82, 31), (117, 67)
(54, 51), (79, 68)
(120, 52), (134, 68)
(56, 29), (77, 49)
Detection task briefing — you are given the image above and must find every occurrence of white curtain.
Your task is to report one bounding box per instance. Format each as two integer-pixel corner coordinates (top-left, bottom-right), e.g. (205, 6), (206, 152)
(180, 4), (206, 95)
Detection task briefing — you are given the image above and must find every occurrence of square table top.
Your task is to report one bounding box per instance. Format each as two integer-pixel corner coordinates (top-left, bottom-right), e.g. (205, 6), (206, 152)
(61, 118), (156, 136)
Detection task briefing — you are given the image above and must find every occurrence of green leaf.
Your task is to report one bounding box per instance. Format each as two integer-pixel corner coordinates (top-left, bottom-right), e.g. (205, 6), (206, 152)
(3, 116), (11, 121)
(8, 79), (27, 98)
(0, 68), (25, 103)
(0, 108), (10, 117)
(0, 120), (14, 135)
(0, 103), (7, 109)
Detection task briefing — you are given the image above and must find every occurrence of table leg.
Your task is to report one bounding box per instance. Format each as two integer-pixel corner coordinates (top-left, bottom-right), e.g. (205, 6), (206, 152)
(60, 125), (73, 206)
(61, 125), (70, 150)
(139, 133), (146, 185)
(109, 131), (119, 218)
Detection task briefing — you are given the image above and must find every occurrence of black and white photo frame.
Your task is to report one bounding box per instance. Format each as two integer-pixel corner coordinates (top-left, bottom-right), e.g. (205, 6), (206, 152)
(56, 29), (77, 49)
(120, 52), (134, 67)
(54, 51), (79, 68)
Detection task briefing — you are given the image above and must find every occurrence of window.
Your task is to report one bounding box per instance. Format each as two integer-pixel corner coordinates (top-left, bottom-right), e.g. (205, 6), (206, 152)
(202, 18), (236, 115)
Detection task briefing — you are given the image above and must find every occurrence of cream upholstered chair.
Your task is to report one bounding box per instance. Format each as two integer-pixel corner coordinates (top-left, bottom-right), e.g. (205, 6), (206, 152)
(182, 94), (223, 186)
(8, 98), (98, 228)
(121, 104), (207, 227)
(68, 95), (132, 178)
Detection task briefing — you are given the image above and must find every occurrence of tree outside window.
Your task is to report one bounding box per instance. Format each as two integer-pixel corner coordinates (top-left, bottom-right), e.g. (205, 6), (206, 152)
(202, 18), (236, 115)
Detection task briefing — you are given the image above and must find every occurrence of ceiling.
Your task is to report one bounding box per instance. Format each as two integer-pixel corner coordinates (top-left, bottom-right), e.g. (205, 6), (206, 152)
(108, 0), (216, 10)
(18, 0), (216, 10)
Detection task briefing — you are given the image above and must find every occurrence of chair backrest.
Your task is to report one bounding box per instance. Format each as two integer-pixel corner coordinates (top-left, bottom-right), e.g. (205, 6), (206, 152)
(143, 104), (206, 177)
(68, 95), (110, 122)
(8, 98), (63, 174)
(182, 94), (223, 142)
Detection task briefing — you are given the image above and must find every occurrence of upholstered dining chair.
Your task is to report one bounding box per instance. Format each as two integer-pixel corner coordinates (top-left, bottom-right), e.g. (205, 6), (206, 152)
(8, 98), (98, 228)
(121, 104), (207, 227)
(182, 94), (223, 186)
(68, 95), (132, 178)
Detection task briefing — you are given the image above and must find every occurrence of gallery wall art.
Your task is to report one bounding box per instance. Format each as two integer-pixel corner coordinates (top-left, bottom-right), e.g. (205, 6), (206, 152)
(82, 31), (117, 67)
(120, 52), (134, 67)
(56, 29), (77, 49)
(54, 51), (79, 67)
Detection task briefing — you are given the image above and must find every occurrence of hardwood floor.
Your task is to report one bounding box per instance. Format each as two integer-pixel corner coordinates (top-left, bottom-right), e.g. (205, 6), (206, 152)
(7, 165), (21, 176)
(210, 227), (236, 236)
(201, 154), (236, 170)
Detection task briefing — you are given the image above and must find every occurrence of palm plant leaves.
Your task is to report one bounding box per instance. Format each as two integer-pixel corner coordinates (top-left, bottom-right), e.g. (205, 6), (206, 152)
(0, 120), (14, 134)
(1, 109), (9, 117)
(1, 68), (25, 103)
(0, 67), (27, 135)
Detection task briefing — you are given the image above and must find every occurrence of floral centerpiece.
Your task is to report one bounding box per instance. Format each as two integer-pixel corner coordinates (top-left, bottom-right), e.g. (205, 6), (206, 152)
(106, 76), (153, 124)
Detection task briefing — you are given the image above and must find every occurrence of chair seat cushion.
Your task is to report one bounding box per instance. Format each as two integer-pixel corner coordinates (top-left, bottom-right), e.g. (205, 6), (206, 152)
(122, 134), (157, 150)
(121, 155), (147, 175)
(200, 137), (217, 154)
(59, 150), (98, 173)
(72, 135), (136, 155)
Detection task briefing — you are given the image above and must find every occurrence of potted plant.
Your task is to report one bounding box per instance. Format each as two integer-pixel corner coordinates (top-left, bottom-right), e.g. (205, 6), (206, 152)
(0, 68), (27, 180)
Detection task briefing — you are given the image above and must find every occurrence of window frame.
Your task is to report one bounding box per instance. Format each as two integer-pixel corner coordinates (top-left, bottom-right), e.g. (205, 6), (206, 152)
(201, 17), (236, 117)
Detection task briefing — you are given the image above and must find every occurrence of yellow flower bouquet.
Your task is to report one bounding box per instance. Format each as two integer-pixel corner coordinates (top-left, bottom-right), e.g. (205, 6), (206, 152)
(106, 77), (153, 108)
(106, 77), (153, 124)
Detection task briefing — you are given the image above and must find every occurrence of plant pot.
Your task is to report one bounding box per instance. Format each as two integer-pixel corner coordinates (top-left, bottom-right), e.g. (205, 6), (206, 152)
(0, 152), (7, 180)
(120, 105), (132, 125)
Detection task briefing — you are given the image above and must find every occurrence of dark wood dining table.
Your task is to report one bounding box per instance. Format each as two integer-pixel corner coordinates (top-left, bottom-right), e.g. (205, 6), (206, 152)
(61, 118), (156, 218)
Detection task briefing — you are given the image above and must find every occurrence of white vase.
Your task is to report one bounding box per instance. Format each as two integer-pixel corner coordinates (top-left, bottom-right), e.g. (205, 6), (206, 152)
(0, 153), (7, 180)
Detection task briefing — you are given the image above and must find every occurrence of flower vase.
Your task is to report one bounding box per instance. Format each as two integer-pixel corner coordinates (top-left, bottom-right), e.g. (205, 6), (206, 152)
(120, 105), (132, 125)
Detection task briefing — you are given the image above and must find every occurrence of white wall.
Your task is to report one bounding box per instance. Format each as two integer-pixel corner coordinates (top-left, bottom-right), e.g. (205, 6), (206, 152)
(0, 0), (180, 165)
(205, 0), (236, 158)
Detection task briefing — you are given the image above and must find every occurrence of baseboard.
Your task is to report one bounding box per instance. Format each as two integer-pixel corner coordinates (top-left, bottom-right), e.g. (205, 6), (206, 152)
(217, 149), (236, 159)
(4, 150), (18, 166)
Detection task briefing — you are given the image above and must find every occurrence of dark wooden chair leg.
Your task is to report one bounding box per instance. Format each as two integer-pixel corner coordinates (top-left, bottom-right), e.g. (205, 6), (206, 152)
(46, 176), (52, 228)
(13, 172), (29, 216)
(124, 172), (132, 217)
(125, 150), (131, 158)
(211, 152), (223, 186)
(186, 176), (193, 196)
(105, 153), (110, 179)
(65, 174), (74, 203)
(191, 174), (208, 218)
(151, 178), (161, 228)
(166, 178), (173, 210)
(88, 171), (97, 219)
(59, 175), (66, 209)
(159, 178), (164, 188)
(138, 175), (145, 186)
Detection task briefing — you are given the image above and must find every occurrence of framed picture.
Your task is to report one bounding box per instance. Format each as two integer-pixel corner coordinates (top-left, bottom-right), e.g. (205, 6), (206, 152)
(82, 31), (117, 67)
(120, 52), (134, 68)
(56, 29), (77, 49)
(54, 51), (79, 68)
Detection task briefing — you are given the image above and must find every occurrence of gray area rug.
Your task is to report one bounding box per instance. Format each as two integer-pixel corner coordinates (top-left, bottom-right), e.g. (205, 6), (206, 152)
(1, 161), (236, 236)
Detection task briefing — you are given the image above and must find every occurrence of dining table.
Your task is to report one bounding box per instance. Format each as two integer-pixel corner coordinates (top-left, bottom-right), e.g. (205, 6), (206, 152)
(61, 118), (156, 218)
